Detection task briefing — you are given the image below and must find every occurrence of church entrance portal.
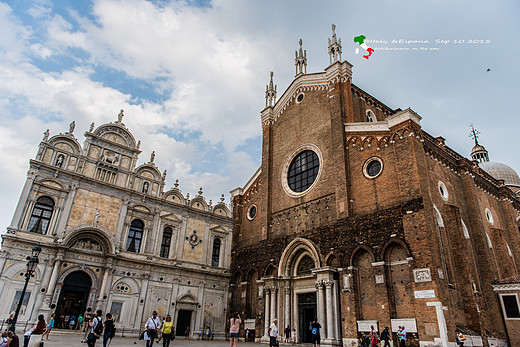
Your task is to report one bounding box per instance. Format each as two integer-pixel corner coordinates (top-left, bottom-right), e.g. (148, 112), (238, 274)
(298, 292), (317, 343)
(176, 310), (192, 336)
(55, 271), (91, 328)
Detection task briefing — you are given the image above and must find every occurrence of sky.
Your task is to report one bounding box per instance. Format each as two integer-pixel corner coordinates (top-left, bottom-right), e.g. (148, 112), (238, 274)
(0, 0), (519, 232)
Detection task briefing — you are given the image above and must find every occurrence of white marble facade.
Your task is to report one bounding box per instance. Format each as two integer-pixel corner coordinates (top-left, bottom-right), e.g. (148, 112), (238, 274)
(0, 115), (233, 338)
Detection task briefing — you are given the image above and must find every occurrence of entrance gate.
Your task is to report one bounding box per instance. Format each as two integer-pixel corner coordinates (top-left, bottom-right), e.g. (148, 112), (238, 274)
(176, 309), (192, 336)
(55, 271), (91, 328)
(298, 292), (317, 343)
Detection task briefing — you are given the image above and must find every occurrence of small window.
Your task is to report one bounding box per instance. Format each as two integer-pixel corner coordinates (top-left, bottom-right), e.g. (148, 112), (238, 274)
(438, 181), (448, 200)
(501, 294), (520, 319)
(27, 196), (54, 234)
(211, 238), (221, 267)
(363, 157), (383, 178)
(296, 93), (305, 103)
(247, 205), (257, 220)
(485, 208), (494, 224)
(160, 227), (172, 258)
(126, 219), (144, 253)
(366, 110), (376, 122)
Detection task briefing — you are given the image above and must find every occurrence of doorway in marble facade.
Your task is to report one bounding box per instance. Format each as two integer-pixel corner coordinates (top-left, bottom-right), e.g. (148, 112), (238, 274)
(55, 271), (91, 328)
(176, 309), (192, 336)
(298, 292), (317, 343)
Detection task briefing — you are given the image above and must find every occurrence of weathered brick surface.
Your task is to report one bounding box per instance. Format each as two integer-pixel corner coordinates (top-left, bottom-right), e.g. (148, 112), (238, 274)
(230, 66), (520, 346)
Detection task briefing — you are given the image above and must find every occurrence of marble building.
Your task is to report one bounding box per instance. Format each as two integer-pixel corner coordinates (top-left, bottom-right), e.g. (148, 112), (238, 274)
(0, 114), (233, 338)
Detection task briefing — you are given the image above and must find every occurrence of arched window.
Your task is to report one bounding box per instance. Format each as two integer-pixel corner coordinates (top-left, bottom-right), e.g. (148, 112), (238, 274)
(126, 219), (144, 253)
(211, 238), (221, 267)
(366, 110), (376, 122)
(27, 196), (54, 234)
(160, 227), (172, 258)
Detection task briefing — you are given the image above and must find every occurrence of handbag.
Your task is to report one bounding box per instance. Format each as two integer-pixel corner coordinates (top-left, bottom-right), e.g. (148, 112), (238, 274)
(139, 330), (146, 340)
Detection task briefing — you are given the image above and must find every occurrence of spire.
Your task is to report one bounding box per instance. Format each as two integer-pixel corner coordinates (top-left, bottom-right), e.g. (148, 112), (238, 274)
(328, 24), (342, 65)
(469, 124), (480, 146)
(469, 124), (489, 162)
(295, 39), (307, 76)
(265, 71), (277, 108)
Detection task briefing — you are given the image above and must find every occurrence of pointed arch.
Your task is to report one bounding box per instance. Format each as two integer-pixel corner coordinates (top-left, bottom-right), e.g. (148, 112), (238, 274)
(278, 237), (321, 277)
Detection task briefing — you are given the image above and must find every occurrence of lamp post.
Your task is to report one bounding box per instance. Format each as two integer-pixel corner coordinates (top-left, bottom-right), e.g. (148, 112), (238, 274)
(9, 243), (42, 332)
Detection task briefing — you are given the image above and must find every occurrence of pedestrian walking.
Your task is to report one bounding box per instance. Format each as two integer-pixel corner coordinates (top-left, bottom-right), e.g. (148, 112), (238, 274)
(87, 310), (103, 347)
(42, 313), (54, 340)
(145, 311), (161, 347)
(380, 326), (390, 347)
(184, 326), (190, 340)
(310, 318), (321, 347)
(77, 314), (84, 331)
(103, 313), (116, 347)
(291, 329), (296, 344)
(159, 315), (174, 347)
(268, 319), (278, 347)
(229, 312), (241, 347)
(70, 315), (76, 330)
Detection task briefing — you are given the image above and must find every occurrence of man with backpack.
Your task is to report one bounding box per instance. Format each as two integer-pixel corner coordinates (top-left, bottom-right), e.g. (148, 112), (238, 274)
(87, 310), (103, 347)
(310, 318), (321, 347)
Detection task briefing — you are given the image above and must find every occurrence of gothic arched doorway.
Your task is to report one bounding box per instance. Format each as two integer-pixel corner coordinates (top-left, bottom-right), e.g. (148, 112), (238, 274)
(55, 271), (91, 328)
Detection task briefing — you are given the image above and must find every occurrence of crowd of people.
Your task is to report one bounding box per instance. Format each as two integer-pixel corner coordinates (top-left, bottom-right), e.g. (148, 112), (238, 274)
(2, 309), (468, 347)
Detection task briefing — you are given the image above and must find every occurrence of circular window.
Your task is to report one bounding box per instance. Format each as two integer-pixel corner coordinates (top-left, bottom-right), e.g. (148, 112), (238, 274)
(363, 157), (383, 178)
(247, 205), (257, 220)
(282, 144), (323, 198)
(485, 208), (494, 224)
(438, 181), (448, 200)
(296, 93), (305, 103)
(288, 150), (319, 192)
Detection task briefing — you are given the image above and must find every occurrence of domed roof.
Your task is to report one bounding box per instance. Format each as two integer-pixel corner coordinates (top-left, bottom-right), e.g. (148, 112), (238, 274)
(479, 162), (520, 187)
(471, 144), (487, 154)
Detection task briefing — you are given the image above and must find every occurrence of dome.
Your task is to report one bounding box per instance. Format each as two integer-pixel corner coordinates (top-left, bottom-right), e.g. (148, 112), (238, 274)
(471, 144), (486, 154)
(479, 162), (520, 187)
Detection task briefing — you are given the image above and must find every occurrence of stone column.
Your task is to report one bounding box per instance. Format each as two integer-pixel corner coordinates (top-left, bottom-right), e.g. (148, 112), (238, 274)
(292, 291), (298, 338)
(45, 255), (63, 300)
(284, 287), (291, 330)
(136, 276), (150, 329)
(324, 280), (334, 340)
(54, 184), (77, 237)
(9, 170), (36, 229)
(270, 287), (277, 324)
(264, 288), (271, 337)
(96, 261), (113, 310)
(333, 279), (341, 341)
(316, 281), (326, 338)
(115, 199), (129, 252)
(32, 261), (54, 320)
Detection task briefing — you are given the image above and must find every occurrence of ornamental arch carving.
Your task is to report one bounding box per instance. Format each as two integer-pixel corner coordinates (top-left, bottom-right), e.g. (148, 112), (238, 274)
(63, 227), (115, 255)
(278, 237), (321, 277)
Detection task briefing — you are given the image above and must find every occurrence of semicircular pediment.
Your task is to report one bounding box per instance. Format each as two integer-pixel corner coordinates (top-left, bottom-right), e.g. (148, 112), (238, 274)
(93, 124), (137, 149)
(48, 135), (82, 155)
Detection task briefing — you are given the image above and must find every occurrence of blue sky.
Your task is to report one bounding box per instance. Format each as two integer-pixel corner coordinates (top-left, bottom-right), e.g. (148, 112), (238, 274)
(0, 0), (519, 232)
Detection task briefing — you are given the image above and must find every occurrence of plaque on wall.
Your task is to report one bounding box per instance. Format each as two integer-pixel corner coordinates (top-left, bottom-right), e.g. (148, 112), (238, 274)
(375, 274), (384, 284)
(357, 320), (379, 332)
(414, 290), (435, 299)
(391, 318), (417, 333)
(413, 268), (432, 282)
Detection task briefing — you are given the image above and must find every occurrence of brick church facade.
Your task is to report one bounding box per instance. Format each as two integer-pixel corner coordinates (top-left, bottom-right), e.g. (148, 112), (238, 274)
(229, 26), (520, 347)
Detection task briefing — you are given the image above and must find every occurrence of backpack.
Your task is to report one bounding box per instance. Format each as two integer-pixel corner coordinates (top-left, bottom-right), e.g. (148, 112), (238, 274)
(93, 318), (103, 337)
(311, 327), (318, 335)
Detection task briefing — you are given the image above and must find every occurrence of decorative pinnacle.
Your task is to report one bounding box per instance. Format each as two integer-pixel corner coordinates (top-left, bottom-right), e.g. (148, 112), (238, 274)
(220, 194), (225, 202)
(265, 71), (277, 108)
(328, 24), (342, 64)
(174, 179), (179, 188)
(295, 39), (307, 76)
(198, 187), (203, 196)
(469, 124), (480, 145)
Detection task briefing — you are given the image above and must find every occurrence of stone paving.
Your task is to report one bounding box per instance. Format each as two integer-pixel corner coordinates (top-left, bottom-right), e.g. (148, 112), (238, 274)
(22, 331), (296, 347)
